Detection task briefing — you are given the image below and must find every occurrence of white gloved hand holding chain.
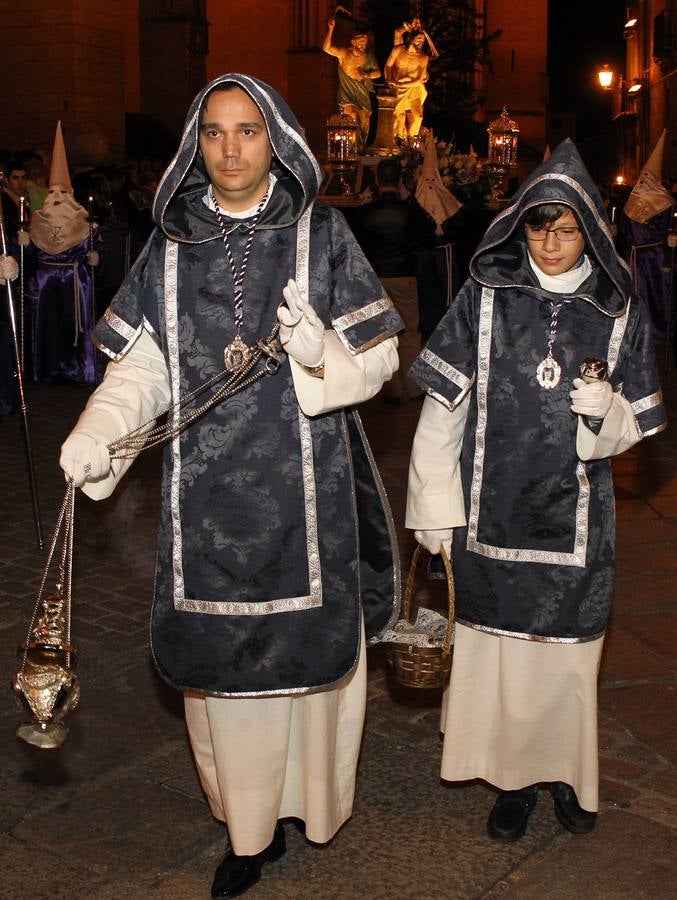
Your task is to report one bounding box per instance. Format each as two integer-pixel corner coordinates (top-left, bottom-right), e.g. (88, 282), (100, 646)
(0, 254), (19, 284)
(414, 528), (454, 557)
(59, 433), (111, 488)
(277, 279), (325, 369)
(569, 378), (613, 419)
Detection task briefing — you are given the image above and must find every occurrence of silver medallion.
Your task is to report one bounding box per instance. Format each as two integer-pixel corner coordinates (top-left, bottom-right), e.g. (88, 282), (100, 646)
(224, 334), (252, 372)
(536, 354), (561, 389)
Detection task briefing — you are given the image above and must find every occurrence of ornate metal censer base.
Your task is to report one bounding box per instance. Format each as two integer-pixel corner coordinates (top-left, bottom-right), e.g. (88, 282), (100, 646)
(12, 483), (79, 749)
(12, 595), (80, 749)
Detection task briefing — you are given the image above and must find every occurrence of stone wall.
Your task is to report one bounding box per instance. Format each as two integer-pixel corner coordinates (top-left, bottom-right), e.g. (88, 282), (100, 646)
(0, 0), (137, 164)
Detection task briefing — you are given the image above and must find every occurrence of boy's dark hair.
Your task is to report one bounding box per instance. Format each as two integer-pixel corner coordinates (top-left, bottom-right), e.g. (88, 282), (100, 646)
(524, 202), (576, 228)
(376, 158), (402, 188)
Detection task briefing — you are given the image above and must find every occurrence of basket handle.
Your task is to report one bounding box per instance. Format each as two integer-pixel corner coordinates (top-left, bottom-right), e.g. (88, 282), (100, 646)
(403, 543), (455, 655)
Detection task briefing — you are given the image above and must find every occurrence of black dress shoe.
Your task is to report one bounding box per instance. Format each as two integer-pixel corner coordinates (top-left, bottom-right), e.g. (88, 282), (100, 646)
(550, 782), (597, 834)
(487, 786), (538, 841)
(211, 823), (286, 898)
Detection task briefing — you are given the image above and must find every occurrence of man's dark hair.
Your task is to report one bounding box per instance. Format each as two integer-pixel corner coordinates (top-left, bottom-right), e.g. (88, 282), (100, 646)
(4, 157), (27, 178)
(376, 159), (402, 188)
(200, 82), (239, 119)
(524, 203), (576, 228)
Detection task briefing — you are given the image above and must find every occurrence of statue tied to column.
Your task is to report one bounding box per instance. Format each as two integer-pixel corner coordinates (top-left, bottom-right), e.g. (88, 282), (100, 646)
(385, 19), (439, 145)
(323, 8), (380, 142)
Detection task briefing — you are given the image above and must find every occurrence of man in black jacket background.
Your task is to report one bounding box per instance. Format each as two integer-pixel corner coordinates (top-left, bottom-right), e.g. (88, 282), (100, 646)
(354, 158), (433, 401)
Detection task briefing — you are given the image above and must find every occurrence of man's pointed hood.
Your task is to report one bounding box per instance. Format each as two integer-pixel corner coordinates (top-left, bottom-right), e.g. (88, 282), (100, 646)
(415, 130), (462, 234)
(30, 120), (89, 254)
(624, 130), (673, 224)
(153, 73), (324, 244)
(470, 138), (632, 316)
(48, 121), (73, 193)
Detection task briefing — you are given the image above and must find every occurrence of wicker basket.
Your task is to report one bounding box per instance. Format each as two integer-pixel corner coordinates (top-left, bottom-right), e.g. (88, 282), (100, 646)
(384, 543), (455, 689)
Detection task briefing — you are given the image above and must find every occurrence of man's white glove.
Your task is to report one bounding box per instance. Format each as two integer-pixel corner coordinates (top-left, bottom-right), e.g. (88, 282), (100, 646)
(59, 433), (111, 488)
(0, 254), (19, 284)
(277, 279), (325, 369)
(414, 528), (454, 556)
(570, 378), (613, 419)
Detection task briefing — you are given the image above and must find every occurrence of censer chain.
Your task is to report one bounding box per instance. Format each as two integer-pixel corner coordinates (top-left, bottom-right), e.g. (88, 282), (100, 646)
(21, 325), (282, 670)
(107, 323), (282, 459)
(19, 481), (76, 673)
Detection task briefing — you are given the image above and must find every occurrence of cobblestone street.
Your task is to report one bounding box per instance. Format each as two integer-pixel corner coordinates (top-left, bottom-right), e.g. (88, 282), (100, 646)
(1, 370), (676, 899)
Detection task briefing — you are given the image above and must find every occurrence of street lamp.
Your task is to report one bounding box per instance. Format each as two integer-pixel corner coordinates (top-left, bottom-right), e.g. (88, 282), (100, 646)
(596, 65), (647, 175)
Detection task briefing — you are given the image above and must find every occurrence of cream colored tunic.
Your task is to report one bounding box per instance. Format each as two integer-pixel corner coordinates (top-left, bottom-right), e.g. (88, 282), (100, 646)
(440, 624), (603, 811)
(185, 621), (366, 854)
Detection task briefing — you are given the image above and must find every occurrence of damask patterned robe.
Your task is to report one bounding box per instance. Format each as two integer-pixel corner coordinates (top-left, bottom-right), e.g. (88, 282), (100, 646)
(79, 74), (403, 697)
(409, 139), (666, 643)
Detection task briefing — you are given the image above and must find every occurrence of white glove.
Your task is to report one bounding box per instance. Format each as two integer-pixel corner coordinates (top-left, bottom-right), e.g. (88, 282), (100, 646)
(277, 279), (325, 368)
(0, 254), (19, 284)
(414, 528), (454, 556)
(570, 378), (613, 419)
(59, 433), (111, 488)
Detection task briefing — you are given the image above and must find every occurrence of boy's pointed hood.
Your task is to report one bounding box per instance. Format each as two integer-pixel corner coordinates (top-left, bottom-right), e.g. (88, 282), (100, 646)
(470, 139), (632, 316)
(153, 73), (324, 243)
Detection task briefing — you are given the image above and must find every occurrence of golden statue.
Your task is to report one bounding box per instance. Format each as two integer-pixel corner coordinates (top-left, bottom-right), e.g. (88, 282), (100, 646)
(385, 21), (439, 144)
(323, 9), (381, 140)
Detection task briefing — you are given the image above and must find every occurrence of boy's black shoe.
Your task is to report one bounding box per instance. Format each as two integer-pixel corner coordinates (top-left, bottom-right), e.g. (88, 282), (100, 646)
(487, 786), (538, 841)
(550, 782), (597, 834)
(211, 823), (286, 898)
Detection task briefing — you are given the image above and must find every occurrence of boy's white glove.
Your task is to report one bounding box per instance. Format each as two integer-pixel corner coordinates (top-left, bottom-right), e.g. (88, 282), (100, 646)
(277, 279), (325, 368)
(414, 528), (454, 556)
(0, 254), (19, 284)
(570, 378), (613, 419)
(59, 433), (111, 487)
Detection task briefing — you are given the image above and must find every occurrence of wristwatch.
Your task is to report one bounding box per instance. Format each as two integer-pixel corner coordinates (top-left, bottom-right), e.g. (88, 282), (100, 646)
(301, 362), (325, 378)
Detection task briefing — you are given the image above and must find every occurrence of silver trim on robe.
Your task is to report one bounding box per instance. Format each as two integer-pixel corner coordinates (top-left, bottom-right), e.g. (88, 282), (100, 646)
(419, 347), (474, 396)
(465, 287), (590, 568)
(631, 390), (663, 415)
(332, 297), (401, 354)
(166, 208), (323, 615)
(457, 617), (606, 644)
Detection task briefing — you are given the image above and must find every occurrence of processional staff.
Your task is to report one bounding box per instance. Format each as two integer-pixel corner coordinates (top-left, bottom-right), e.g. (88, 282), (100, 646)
(0, 174), (43, 549)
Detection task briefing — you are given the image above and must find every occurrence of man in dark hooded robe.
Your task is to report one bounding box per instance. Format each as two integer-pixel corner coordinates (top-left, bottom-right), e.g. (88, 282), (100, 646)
(59, 74), (403, 897)
(407, 140), (666, 842)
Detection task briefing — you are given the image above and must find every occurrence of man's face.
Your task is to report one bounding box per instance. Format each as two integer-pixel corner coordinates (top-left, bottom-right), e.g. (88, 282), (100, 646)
(525, 208), (586, 276)
(412, 34), (426, 50)
(199, 87), (273, 212)
(5, 169), (27, 199)
(351, 34), (368, 52)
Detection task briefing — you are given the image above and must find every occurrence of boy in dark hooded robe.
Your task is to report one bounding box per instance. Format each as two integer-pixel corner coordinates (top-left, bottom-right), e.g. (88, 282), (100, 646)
(59, 74), (403, 897)
(407, 139), (666, 841)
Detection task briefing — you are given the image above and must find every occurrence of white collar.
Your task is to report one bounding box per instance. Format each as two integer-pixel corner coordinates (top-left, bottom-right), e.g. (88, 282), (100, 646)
(203, 172), (277, 218)
(528, 251), (592, 294)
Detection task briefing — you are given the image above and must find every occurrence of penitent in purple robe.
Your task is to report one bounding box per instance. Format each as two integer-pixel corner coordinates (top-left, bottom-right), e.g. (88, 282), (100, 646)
(619, 207), (674, 339)
(29, 235), (99, 383)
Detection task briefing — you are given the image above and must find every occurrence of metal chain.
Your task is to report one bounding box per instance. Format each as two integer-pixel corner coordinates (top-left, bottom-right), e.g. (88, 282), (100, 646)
(19, 481), (75, 673)
(210, 185), (268, 332)
(107, 323), (282, 459)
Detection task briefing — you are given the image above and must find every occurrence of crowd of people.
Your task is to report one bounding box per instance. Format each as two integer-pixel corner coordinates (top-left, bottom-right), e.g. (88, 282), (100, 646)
(0, 143), (168, 410)
(0, 70), (673, 900)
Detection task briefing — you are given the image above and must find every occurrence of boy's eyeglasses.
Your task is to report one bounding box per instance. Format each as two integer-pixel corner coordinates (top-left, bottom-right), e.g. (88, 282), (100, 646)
(525, 225), (581, 242)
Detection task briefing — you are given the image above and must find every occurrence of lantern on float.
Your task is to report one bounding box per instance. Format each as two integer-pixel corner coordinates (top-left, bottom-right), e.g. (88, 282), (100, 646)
(486, 107), (519, 201)
(326, 104), (359, 168)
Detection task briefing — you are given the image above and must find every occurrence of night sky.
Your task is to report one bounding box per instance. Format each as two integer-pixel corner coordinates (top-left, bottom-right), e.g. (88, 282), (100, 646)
(548, 0), (628, 159)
